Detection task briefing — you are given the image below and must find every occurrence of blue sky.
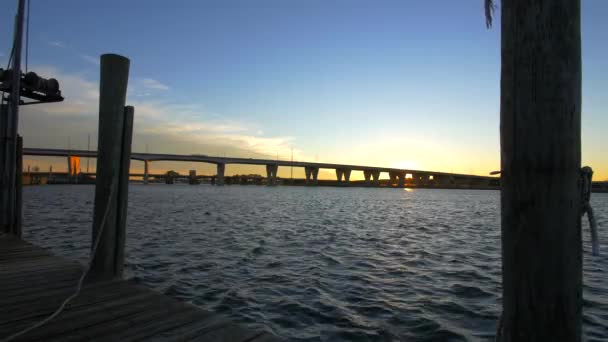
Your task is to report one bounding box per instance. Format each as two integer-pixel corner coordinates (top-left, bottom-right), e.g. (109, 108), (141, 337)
(1, 1), (606, 179)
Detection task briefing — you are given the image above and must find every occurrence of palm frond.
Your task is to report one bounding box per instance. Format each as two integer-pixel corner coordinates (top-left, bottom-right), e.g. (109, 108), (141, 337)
(485, 0), (496, 28)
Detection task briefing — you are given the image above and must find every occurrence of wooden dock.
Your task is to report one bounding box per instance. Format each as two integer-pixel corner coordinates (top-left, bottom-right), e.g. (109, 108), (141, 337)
(0, 234), (279, 341)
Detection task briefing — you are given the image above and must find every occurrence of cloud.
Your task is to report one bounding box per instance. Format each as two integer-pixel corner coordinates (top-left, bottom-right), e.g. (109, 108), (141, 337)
(80, 54), (100, 66)
(48, 41), (66, 48)
(142, 78), (169, 91)
(27, 66), (98, 115)
(19, 65), (308, 163)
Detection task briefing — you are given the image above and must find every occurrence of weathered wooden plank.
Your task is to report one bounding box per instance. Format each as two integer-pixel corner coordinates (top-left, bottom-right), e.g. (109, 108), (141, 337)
(0, 273), (81, 295)
(0, 235), (34, 247)
(0, 257), (79, 273)
(0, 266), (80, 280)
(146, 310), (231, 341)
(2, 292), (156, 339)
(0, 279), (127, 308)
(1, 281), (139, 324)
(0, 279), (81, 301)
(0, 251), (52, 260)
(0, 243), (50, 252)
(0, 265), (81, 282)
(0, 237), (279, 342)
(0, 265), (80, 283)
(0, 250), (52, 260)
(145, 313), (230, 342)
(0, 261), (81, 276)
(55, 300), (204, 342)
(1, 260), (80, 273)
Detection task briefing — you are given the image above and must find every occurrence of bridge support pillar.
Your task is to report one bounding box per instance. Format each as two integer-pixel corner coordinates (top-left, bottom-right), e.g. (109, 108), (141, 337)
(216, 163), (225, 186)
(410, 173), (416, 186)
(335, 168), (351, 184)
(343, 169), (351, 183)
(305, 166), (319, 185)
(397, 173), (405, 187)
(363, 170), (372, 185)
(434, 175), (448, 186)
(266, 164), (278, 186)
(371, 170), (380, 186)
(389, 171), (405, 187)
(412, 173), (425, 186)
(143, 160), (150, 184)
(419, 174), (429, 186)
(389, 172), (398, 186)
(189, 170), (198, 185)
(335, 169), (344, 182)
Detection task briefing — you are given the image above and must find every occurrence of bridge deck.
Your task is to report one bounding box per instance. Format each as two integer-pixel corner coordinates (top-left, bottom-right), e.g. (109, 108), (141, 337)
(0, 234), (278, 342)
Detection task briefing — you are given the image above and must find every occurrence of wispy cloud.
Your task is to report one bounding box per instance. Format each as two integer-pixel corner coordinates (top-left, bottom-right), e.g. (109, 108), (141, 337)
(80, 54), (100, 66)
(142, 78), (169, 91)
(19, 65), (307, 162)
(48, 41), (66, 48)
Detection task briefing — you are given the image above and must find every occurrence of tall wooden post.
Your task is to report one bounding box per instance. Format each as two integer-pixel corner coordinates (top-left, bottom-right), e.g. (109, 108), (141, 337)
(114, 106), (133, 277)
(499, 1), (582, 341)
(1, 0), (25, 235)
(0, 104), (8, 232)
(14, 136), (22, 237)
(90, 54), (131, 280)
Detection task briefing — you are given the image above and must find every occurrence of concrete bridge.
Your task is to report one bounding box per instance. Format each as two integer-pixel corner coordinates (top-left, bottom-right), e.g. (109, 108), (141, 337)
(23, 148), (499, 188)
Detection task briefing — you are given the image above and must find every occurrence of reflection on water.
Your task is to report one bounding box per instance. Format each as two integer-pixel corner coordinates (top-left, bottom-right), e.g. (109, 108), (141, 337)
(22, 185), (608, 341)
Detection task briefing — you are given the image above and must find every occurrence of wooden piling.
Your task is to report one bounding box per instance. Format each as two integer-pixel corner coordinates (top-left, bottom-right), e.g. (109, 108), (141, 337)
(0, 104), (8, 232)
(499, 1), (582, 341)
(114, 106), (134, 277)
(90, 54), (131, 280)
(13, 136), (22, 237)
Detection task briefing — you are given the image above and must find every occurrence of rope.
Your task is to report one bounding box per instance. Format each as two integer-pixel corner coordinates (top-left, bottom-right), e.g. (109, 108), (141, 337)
(581, 166), (600, 256)
(1, 183), (116, 342)
(495, 166), (600, 340)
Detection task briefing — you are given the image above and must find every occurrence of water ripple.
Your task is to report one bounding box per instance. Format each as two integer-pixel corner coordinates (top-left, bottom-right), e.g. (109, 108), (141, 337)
(22, 185), (608, 341)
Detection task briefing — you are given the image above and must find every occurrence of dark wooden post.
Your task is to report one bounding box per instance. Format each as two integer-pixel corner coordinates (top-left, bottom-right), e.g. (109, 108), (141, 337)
(2, 0), (25, 236)
(499, 1), (582, 341)
(13, 136), (22, 237)
(90, 54), (131, 280)
(114, 106), (133, 277)
(0, 104), (8, 233)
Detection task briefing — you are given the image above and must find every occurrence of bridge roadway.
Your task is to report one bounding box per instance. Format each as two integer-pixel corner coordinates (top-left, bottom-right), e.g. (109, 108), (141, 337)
(23, 148), (497, 187)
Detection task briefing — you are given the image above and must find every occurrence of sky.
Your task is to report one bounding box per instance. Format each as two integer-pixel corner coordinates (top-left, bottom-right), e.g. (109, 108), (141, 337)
(1, 0), (607, 180)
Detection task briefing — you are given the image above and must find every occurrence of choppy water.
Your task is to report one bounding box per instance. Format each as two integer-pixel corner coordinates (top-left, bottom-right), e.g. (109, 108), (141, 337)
(22, 185), (608, 341)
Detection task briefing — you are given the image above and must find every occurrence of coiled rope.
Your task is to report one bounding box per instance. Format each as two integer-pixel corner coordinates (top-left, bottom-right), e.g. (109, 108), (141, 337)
(2, 183), (116, 342)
